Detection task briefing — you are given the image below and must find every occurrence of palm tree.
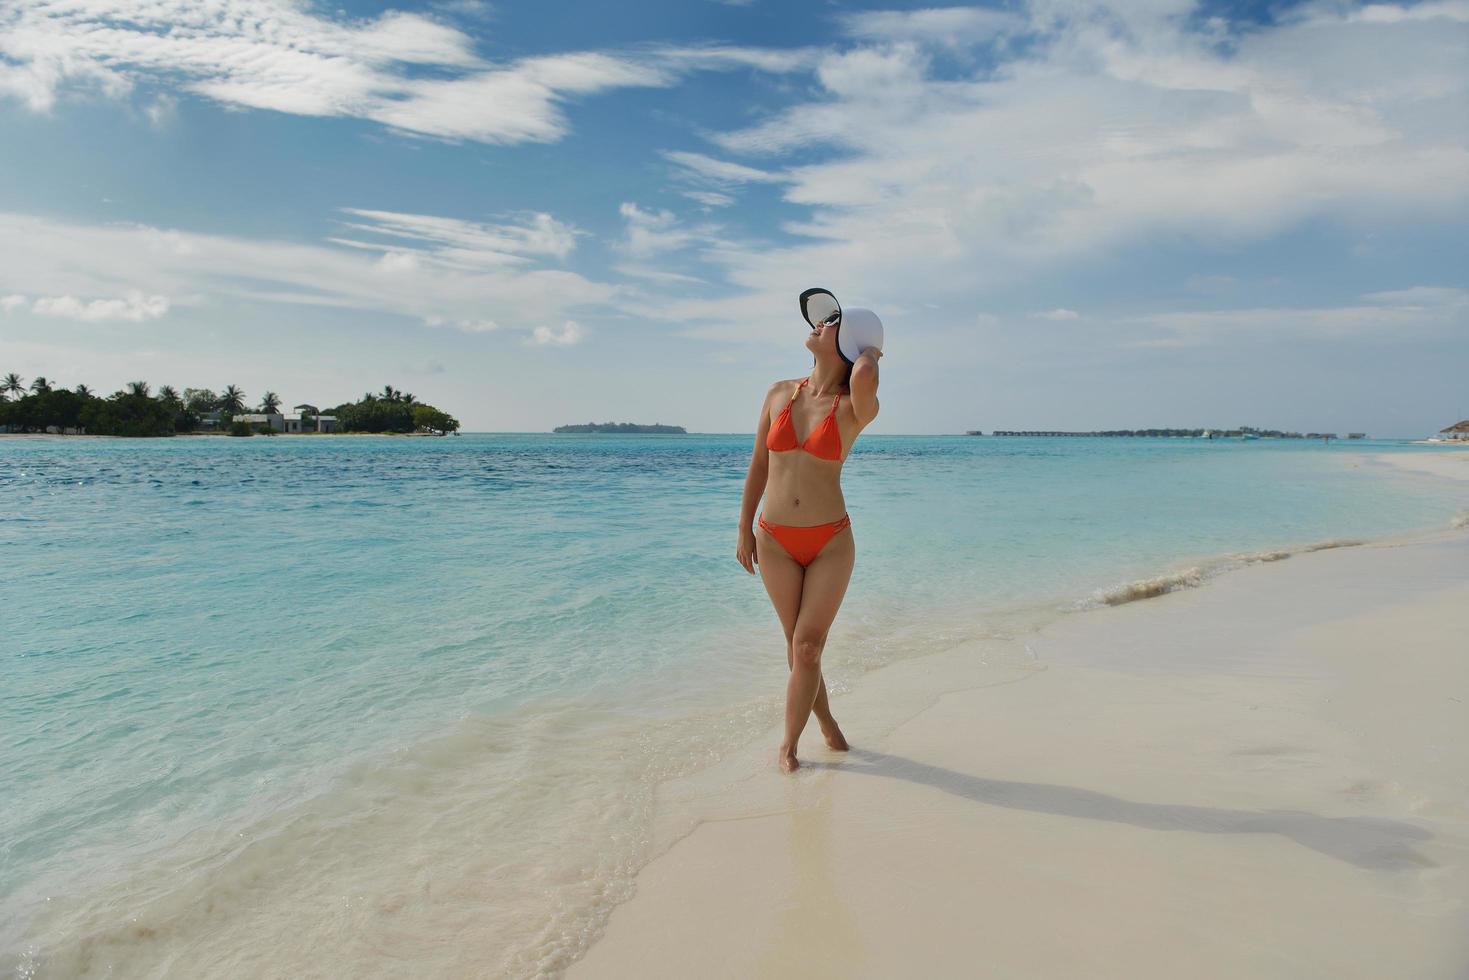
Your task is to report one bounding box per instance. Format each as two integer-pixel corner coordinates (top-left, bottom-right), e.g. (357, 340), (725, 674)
(220, 385), (246, 413)
(29, 376), (51, 395)
(127, 380), (151, 397)
(402, 392), (417, 405)
(381, 384), (400, 403)
(260, 391), (281, 413)
(183, 388), (216, 412)
(74, 384), (93, 397)
(157, 385), (181, 406)
(2, 373), (23, 400)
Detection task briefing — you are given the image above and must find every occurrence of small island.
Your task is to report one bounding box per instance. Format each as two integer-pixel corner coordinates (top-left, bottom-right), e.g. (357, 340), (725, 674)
(984, 427), (1352, 439)
(0, 375), (459, 437)
(553, 422), (686, 434)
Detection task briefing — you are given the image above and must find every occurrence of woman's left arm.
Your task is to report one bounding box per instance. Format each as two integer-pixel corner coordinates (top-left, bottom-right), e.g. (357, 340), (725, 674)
(849, 348), (881, 427)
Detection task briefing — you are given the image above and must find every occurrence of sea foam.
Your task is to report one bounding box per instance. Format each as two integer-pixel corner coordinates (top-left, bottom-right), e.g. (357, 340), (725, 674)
(1086, 538), (1365, 608)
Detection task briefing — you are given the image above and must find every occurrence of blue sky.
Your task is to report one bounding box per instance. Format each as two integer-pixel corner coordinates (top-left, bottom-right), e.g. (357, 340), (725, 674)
(1, 0), (1465, 435)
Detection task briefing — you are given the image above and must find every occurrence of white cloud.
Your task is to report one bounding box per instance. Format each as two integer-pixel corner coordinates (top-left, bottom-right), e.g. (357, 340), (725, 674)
(425, 315), (499, 332)
(0, 1), (481, 115)
(662, 151), (784, 186)
(332, 208), (582, 268)
(144, 93), (178, 129)
(639, 1), (1469, 350)
(813, 42), (932, 106)
(0, 3), (810, 143)
(30, 289), (170, 322)
(1035, 308), (1080, 320)
(662, 150), (789, 209)
(0, 210), (616, 334)
(618, 202), (699, 258)
(650, 45), (816, 75)
(375, 251), (422, 274)
(364, 53), (673, 144)
(681, 190), (736, 209)
(1, 293), (28, 312)
(525, 320), (585, 346)
(1342, 1), (1469, 24)
(613, 265), (707, 285)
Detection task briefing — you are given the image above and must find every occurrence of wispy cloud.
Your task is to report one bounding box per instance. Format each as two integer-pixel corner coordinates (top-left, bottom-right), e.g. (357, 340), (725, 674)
(635, 1), (1469, 349)
(613, 265), (707, 285)
(0, 3), (809, 143)
(0, 210), (617, 334)
(662, 150), (785, 186)
(662, 150), (789, 208)
(332, 209), (582, 267)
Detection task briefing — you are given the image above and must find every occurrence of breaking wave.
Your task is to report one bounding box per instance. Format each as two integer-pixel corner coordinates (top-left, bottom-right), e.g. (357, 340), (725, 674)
(1085, 538), (1365, 608)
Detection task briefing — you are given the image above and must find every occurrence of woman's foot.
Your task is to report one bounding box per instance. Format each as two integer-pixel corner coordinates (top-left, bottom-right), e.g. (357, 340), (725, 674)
(777, 745), (800, 773)
(820, 719), (849, 751)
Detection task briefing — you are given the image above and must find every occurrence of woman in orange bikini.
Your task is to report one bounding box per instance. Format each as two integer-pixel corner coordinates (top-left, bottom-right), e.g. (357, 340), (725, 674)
(736, 288), (883, 773)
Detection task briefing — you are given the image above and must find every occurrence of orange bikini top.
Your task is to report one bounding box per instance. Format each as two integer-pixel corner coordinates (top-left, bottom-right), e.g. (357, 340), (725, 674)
(766, 376), (844, 461)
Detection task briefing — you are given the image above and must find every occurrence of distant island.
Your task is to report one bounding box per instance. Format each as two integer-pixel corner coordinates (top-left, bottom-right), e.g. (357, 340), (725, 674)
(978, 427), (1360, 439)
(553, 422), (686, 434)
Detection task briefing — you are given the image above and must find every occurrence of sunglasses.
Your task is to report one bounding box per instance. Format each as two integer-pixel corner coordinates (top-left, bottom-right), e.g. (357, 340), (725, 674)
(817, 310), (842, 328)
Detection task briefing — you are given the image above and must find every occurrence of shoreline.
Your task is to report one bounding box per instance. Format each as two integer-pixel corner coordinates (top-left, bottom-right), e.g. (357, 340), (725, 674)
(7, 449), (1465, 976)
(568, 453), (1469, 978)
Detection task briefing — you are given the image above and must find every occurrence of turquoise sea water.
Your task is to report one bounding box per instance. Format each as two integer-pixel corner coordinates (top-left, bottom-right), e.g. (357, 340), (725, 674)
(2, 434), (1465, 976)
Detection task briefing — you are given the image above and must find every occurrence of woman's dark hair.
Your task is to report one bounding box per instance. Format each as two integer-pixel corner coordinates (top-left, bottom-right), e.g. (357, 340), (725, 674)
(810, 354), (854, 388)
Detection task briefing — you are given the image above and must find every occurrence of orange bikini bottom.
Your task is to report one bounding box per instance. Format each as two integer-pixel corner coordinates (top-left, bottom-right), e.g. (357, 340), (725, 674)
(757, 512), (852, 567)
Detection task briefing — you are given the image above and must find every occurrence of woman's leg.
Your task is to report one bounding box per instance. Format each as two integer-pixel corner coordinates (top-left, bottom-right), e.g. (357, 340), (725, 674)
(755, 524), (841, 735)
(781, 526), (855, 772)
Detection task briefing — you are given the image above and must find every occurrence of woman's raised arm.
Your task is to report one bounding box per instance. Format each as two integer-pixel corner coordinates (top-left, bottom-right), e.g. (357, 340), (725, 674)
(849, 349), (881, 426)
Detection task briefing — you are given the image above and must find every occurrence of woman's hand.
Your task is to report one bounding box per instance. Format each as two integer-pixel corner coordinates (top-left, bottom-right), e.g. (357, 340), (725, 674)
(737, 525), (759, 574)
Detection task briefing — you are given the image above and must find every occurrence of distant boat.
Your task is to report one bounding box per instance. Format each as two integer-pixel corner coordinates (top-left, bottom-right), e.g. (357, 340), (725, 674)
(1242, 433), (1259, 440)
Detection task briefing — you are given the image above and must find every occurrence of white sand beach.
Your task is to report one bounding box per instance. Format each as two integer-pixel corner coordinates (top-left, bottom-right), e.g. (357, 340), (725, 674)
(1383, 447), (1469, 484)
(569, 480), (1469, 978)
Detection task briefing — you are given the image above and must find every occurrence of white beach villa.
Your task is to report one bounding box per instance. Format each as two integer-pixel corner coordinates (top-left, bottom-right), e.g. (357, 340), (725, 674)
(283, 403), (339, 434)
(233, 412), (286, 433)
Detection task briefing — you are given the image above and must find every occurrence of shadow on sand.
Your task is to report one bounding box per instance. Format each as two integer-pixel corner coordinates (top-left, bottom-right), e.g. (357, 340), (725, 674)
(802, 746), (1435, 871)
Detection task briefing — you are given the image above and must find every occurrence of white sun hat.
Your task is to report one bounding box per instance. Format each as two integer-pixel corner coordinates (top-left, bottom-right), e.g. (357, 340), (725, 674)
(799, 287), (883, 366)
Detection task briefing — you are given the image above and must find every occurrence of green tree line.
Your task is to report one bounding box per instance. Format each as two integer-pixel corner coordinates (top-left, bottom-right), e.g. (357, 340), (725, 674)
(325, 386), (460, 435)
(1, 375), (459, 437)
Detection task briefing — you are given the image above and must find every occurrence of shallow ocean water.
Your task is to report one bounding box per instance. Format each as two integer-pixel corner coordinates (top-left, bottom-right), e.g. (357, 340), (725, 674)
(1, 434), (1463, 976)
